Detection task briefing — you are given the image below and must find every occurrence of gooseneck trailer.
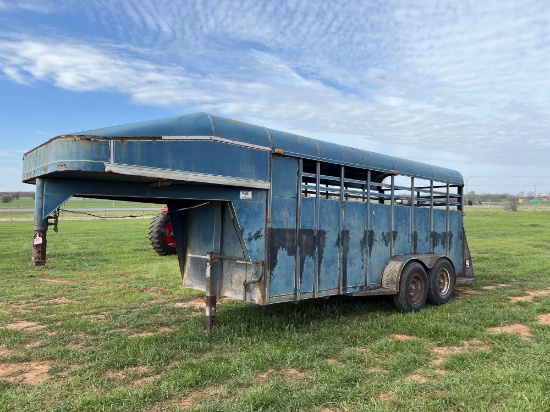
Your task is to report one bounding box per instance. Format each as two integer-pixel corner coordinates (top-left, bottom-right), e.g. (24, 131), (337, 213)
(23, 113), (474, 330)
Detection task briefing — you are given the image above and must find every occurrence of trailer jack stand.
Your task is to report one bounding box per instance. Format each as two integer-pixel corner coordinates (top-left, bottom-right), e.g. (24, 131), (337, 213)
(31, 229), (47, 266)
(205, 252), (217, 332)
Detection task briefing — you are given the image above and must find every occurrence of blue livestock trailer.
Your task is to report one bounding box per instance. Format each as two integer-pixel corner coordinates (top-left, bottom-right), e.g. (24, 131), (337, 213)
(23, 113), (475, 330)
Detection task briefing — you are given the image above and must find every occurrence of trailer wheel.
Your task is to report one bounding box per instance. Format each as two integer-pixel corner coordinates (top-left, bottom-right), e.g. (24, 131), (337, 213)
(149, 212), (176, 255)
(393, 262), (428, 313)
(427, 259), (455, 305)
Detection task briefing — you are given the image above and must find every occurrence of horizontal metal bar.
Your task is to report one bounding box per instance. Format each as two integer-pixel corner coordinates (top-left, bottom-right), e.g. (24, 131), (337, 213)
(161, 135), (271, 151)
(104, 163), (271, 189)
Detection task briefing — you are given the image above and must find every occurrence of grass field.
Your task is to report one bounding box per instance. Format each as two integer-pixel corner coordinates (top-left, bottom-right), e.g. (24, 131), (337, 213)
(0, 197), (163, 210)
(1, 210), (550, 411)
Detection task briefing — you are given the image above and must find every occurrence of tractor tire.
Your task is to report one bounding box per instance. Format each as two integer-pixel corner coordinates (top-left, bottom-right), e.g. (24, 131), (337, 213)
(149, 212), (176, 255)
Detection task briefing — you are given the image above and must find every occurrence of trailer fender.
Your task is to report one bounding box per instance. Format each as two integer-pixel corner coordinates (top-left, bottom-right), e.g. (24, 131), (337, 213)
(381, 254), (451, 293)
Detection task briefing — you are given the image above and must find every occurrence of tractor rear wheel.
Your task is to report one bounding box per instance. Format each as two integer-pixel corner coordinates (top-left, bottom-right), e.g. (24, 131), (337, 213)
(149, 212), (176, 255)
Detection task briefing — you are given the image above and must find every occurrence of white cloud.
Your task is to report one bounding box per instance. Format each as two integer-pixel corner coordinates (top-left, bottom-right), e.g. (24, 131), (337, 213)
(0, 0), (67, 13)
(1, 0), (550, 193)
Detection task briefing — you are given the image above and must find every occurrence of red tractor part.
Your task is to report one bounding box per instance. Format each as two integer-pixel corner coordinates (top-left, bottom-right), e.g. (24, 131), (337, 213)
(149, 207), (176, 255)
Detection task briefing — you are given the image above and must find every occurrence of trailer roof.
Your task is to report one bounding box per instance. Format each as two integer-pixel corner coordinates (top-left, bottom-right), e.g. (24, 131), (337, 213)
(74, 112), (463, 184)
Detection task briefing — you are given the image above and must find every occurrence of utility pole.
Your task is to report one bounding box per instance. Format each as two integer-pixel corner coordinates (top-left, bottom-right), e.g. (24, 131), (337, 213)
(529, 181), (543, 199)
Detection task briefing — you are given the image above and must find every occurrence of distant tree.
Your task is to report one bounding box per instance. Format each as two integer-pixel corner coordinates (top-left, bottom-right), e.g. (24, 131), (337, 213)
(504, 200), (518, 212)
(1, 195), (14, 203)
(13, 192), (20, 200)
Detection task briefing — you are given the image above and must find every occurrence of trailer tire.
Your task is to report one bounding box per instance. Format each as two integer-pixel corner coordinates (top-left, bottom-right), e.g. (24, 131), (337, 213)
(393, 262), (428, 313)
(149, 212), (176, 255)
(427, 259), (455, 305)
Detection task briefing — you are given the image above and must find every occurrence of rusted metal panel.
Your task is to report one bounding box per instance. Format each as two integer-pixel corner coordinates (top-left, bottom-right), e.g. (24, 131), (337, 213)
(182, 202), (221, 291)
(413, 207), (431, 253)
(268, 156), (298, 298)
(271, 156), (298, 198)
(298, 198), (315, 298)
(448, 211), (462, 275)
(367, 203), (391, 287)
(432, 209), (447, 255)
(231, 194), (267, 304)
(317, 199), (339, 294)
(268, 226), (296, 298)
(393, 205), (411, 255)
(342, 201), (367, 292)
(112, 140), (269, 183)
(22, 137), (109, 182)
(221, 204), (251, 301)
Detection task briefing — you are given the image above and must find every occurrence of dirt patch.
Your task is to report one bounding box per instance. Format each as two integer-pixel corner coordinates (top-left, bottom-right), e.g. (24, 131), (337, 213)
(390, 334), (419, 341)
(129, 327), (173, 338)
(487, 323), (531, 339)
(105, 370), (125, 380)
(509, 288), (550, 303)
(455, 288), (481, 299)
(378, 392), (391, 401)
(283, 368), (305, 378)
(537, 313), (550, 325)
(256, 368), (305, 381)
(404, 339), (488, 382)
(138, 287), (177, 296)
(481, 284), (511, 290)
(106, 365), (152, 382)
(82, 314), (107, 322)
(38, 278), (72, 284)
(44, 297), (75, 305)
(0, 301), (32, 309)
(257, 369), (273, 381)
(174, 298), (205, 311)
(116, 273), (136, 278)
(0, 347), (12, 356)
(175, 386), (215, 410)
(431, 346), (466, 366)
(132, 375), (157, 386)
(0, 361), (52, 386)
(404, 373), (428, 382)
(3, 321), (46, 332)
(431, 339), (489, 367)
(325, 358), (343, 366)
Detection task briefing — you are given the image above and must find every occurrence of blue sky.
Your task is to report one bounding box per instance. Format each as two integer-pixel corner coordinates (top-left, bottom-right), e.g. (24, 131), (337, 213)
(1, 0), (549, 195)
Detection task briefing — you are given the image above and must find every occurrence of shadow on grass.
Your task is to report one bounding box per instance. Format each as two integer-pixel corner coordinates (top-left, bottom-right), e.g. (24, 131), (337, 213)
(213, 294), (396, 336)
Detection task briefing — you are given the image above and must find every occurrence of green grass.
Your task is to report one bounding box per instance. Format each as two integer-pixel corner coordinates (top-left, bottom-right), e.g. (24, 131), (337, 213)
(0, 197), (163, 221)
(1, 210), (550, 411)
